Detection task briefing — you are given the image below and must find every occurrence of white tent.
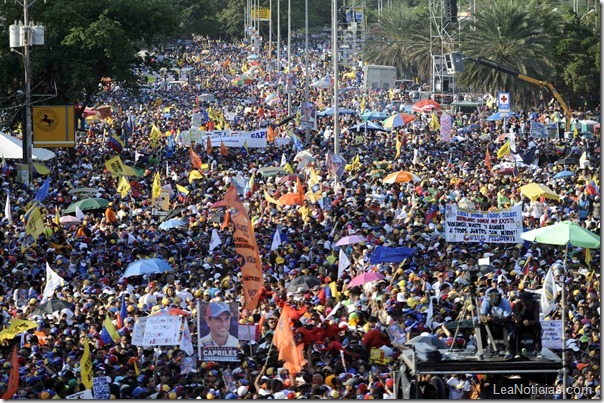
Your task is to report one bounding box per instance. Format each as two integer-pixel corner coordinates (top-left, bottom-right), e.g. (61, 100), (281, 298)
(0, 132), (56, 161)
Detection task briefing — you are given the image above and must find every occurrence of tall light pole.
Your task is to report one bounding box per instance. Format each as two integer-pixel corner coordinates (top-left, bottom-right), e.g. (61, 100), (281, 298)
(9, 0), (45, 185)
(332, 0), (340, 154)
(287, 0), (292, 115)
(304, 0), (310, 144)
(277, 0), (281, 73)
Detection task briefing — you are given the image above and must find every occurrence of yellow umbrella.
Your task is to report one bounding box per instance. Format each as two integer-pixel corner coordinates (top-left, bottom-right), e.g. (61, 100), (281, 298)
(519, 183), (560, 201)
(382, 170), (421, 184)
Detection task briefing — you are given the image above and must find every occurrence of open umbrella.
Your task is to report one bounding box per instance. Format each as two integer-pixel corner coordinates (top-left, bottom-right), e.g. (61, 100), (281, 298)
(521, 221), (600, 396)
(412, 99), (441, 113)
(519, 183), (559, 201)
(553, 170), (575, 179)
(347, 272), (385, 288)
(59, 216), (82, 225)
(579, 131), (595, 140)
(361, 111), (388, 120)
(199, 93), (216, 102)
(123, 258), (173, 277)
(68, 187), (100, 195)
(31, 299), (74, 316)
(554, 157), (579, 165)
(158, 218), (187, 230)
(151, 307), (191, 316)
(277, 193), (302, 205)
(317, 108), (357, 117)
(63, 198), (109, 213)
(382, 170), (421, 184)
(350, 121), (384, 132)
(382, 113), (415, 129)
(287, 275), (321, 292)
(335, 235), (367, 246)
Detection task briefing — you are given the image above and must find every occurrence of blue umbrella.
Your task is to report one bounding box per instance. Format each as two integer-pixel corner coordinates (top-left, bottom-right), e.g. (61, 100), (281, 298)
(553, 170), (575, 179)
(360, 111), (388, 120)
(317, 107), (357, 117)
(486, 111), (516, 121)
(124, 258), (173, 277)
(350, 121), (384, 132)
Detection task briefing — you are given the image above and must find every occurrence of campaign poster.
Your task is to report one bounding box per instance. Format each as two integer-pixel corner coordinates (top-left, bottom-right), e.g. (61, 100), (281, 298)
(444, 204), (523, 244)
(198, 301), (239, 362)
(300, 102), (317, 130)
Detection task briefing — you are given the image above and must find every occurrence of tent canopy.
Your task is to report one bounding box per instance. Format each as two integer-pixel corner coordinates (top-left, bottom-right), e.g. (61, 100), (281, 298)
(0, 132), (57, 161)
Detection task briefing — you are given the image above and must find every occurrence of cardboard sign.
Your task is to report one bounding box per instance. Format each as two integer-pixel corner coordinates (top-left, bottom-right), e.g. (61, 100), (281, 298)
(540, 320), (563, 349)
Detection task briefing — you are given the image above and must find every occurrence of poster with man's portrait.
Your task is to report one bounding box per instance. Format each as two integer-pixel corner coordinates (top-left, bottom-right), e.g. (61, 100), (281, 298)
(300, 102), (317, 130)
(198, 301), (239, 361)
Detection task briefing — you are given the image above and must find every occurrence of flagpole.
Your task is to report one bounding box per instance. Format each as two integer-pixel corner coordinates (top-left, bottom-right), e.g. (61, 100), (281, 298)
(561, 242), (568, 399)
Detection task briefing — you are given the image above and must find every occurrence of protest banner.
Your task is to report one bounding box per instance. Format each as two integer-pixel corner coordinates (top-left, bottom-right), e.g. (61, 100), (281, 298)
(0, 319), (38, 342)
(444, 204), (523, 243)
(198, 301), (239, 362)
(238, 324), (258, 341)
(141, 316), (181, 346)
(92, 376), (111, 399)
(540, 320), (563, 349)
(66, 390), (94, 399)
(131, 316), (148, 346)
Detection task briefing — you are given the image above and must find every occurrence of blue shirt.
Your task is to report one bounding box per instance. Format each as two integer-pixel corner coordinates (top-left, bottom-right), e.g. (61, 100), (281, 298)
(480, 296), (512, 318)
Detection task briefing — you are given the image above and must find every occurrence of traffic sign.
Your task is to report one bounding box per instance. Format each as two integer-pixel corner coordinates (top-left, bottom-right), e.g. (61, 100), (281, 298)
(497, 92), (511, 111)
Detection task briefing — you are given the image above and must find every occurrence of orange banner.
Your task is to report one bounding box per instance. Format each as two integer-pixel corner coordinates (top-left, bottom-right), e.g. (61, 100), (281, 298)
(273, 305), (306, 374)
(1, 345), (18, 399)
(212, 185), (263, 311)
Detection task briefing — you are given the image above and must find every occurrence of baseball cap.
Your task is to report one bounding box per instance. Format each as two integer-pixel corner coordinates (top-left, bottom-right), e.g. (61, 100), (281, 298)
(206, 302), (231, 318)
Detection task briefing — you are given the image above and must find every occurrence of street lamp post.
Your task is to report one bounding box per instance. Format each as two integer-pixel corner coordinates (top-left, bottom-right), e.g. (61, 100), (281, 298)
(332, 0), (340, 154)
(9, 0), (45, 185)
(304, 0), (310, 144)
(287, 0), (291, 115)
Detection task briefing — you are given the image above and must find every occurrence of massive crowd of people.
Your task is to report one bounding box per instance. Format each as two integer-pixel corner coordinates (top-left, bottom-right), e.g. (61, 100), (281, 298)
(0, 33), (600, 399)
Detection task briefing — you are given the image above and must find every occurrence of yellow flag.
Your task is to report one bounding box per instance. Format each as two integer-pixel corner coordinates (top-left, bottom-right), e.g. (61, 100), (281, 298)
(585, 248), (592, 269)
(0, 318), (38, 342)
(497, 141), (511, 158)
(264, 190), (280, 204)
(249, 172), (256, 192)
(388, 89), (394, 100)
(360, 97), (366, 114)
(352, 154), (361, 171)
(329, 281), (340, 301)
(54, 210), (60, 227)
(176, 184), (190, 196)
(284, 163), (294, 174)
(105, 155), (127, 176)
(25, 206), (44, 241)
(430, 112), (440, 130)
(80, 336), (93, 390)
(133, 359), (140, 376)
(295, 109), (301, 127)
(308, 167), (320, 189)
(152, 172), (161, 199)
(104, 314), (121, 343)
(150, 124), (162, 145)
(117, 176), (131, 198)
(395, 135), (402, 159)
(573, 125), (579, 138)
(188, 170), (203, 184)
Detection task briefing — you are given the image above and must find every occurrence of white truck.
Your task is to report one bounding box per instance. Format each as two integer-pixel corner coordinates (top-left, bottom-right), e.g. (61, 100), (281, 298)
(363, 65), (396, 90)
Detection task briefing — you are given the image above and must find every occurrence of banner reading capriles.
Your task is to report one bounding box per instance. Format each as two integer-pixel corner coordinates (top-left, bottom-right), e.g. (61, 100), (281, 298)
(212, 185), (263, 311)
(444, 204), (523, 243)
(197, 301), (239, 362)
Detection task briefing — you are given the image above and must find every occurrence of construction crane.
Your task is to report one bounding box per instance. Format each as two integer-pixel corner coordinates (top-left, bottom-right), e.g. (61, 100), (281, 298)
(445, 53), (572, 131)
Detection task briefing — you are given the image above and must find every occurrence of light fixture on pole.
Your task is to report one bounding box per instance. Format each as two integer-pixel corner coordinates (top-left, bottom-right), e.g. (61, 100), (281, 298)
(332, 0), (339, 154)
(8, 0), (46, 185)
(304, 0), (309, 144)
(287, 0), (291, 115)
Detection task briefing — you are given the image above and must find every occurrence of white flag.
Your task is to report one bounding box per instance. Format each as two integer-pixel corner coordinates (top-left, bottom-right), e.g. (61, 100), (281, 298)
(425, 297), (434, 330)
(75, 205), (85, 219)
(280, 153), (287, 167)
(43, 262), (65, 298)
(338, 248), (350, 278)
(4, 192), (12, 225)
(579, 151), (589, 169)
(271, 229), (282, 251)
(540, 266), (558, 317)
(209, 229), (222, 252)
(180, 320), (194, 356)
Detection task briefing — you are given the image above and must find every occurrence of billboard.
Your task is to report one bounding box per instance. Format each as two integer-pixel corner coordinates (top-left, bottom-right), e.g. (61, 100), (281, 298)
(32, 106), (76, 148)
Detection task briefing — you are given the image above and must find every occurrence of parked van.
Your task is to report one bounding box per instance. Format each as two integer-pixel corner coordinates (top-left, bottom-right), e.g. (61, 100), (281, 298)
(450, 100), (482, 115)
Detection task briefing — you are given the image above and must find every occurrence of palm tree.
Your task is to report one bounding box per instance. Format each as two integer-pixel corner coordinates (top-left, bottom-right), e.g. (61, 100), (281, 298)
(457, 1), (555, 110)
(361, 4), (431, 82)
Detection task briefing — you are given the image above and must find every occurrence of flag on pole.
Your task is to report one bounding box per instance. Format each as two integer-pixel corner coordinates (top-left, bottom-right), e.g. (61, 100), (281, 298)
(579, 151), (589, 169)
(209, 229), (222, 252)
(102, 314), (121, 344)
(176, 184), (190, 204)
(497, 141), (511, 158)
(206, 136), (213, 155)
(1, 345), (18, 399)
(248, 172), (256, 195)
(188, 170), (203, 184)
(540, 266), (558, 317)
(267, 125), (276, 142)
(180, 320), (194, 356)
(117, 293), (127, 329)
(271, 228), (282, 251)
(240, 140), (249, 157)
(585, 248), (592, 269)
(152, 172), (161, 199)
(42, 262), (65, 298)
(395, 135), (402, 160)
(108, 134), (125, 153)
(360, 97), (366, 114)
(284, 162), (294, 174)
(189, 145), (203, 169)
(117, 176), (131, 198)
(220, 210), (231, 231)
(220, 141), (228, 156)
(74, 205), (85, 219)
(296, 176), (305, 205)
(338, 248), (350, 278)
(80, 336), (93, 390)
(273, 305), (306, 374)
(4, 192), (12, 225)
(485, 147), (492, 171)
(280, 153), (287, 167)
(512, 160), (519, 177)
(150, 124), (162, 146)
(34, 176), (50, 205)
(425, 204), (438, 224)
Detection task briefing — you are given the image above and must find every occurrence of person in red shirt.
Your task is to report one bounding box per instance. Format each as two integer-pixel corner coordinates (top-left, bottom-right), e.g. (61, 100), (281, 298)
(362, 328), (390, 350)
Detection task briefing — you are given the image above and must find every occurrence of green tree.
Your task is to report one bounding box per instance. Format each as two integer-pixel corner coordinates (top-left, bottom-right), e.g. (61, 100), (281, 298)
(457, 0), (554, 110)
(0, 0), (185, 111)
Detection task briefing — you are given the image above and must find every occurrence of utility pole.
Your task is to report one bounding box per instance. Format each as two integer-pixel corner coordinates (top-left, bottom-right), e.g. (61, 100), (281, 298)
(287, 0), (291, 115)
(304, 0), (310, 144)
(333, 0), (339, 154)
(9, 0), (45, 185)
